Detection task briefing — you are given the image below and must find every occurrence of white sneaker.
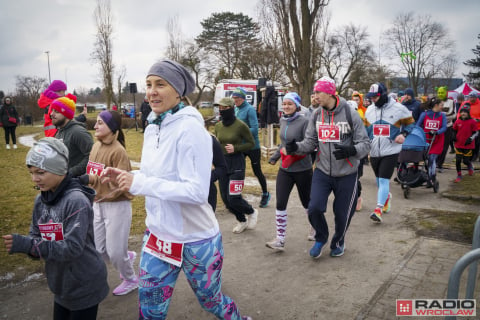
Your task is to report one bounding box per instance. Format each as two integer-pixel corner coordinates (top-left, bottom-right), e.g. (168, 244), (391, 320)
(13, 144), (17, 149)
(246, 209), (258, 229)
(265, 238), (285, 251)
(233, 221), (248, 233)
(6, 144), (10, 149)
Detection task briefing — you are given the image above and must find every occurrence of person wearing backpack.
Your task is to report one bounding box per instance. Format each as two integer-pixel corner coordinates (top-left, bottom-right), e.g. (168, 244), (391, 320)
(285, 77), (370, 259)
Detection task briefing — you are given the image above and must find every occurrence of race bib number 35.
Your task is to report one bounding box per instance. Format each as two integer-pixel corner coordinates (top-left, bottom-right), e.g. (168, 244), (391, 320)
(87, 161), (105, 176)
(373, 124), (391, 137)
(39, 223), (64, 241)
(144, 233), (184, 267)
(317, 123), (340, 143)
(229, 180), (244, 195)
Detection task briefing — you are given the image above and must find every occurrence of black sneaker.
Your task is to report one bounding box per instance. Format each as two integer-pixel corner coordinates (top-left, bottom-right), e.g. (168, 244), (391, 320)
(259, 192), (271, 208)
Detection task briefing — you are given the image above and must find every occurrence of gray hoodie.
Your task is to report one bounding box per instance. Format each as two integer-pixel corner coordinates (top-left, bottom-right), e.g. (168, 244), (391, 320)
(270, 113), (312, 172)
(10, 176), (109, 310)
(55, 120), (93, 177)
(295, 97), (371, 177)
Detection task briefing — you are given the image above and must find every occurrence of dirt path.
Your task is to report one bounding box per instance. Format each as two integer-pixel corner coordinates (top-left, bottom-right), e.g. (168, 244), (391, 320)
(0, 152), (477, 319)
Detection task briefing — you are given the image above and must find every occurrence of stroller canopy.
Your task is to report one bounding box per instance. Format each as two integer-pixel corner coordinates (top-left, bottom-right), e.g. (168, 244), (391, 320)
(402, 126), (429, 151)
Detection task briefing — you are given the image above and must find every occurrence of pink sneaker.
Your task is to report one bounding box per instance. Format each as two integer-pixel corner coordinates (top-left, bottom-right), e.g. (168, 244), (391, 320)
(112, 277), (139, 296)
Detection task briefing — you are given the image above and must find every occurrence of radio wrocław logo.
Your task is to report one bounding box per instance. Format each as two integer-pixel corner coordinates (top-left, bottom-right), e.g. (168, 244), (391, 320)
(396, 299), (476, 317)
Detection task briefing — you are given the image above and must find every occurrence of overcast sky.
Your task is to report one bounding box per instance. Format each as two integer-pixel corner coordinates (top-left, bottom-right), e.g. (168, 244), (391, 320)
(0, 0), (478, 95)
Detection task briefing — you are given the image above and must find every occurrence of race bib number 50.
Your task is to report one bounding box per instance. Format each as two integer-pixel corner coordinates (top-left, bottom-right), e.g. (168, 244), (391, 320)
(229, 180), (244, 195)
(144, 233), (184, 267)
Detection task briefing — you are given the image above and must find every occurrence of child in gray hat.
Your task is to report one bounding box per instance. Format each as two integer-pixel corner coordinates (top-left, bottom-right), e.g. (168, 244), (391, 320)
(2, 137), (109, 320)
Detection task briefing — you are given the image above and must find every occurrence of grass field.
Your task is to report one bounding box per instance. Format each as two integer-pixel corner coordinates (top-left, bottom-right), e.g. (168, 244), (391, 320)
(0, 117), (278, 280)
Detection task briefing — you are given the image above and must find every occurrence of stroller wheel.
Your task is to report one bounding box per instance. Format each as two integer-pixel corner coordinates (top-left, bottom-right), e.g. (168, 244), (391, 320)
(400, 184), (405, 190)
(433, 181), (439, 193)
(403, 187), (410, 199)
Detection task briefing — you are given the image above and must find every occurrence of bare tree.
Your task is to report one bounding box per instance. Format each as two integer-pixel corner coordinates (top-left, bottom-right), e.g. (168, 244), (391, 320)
(91, 0), (115, 108)
(166, 15), (183, 62)
(15, 75), (48, 121)
(259, 0), (329, 102)
(385, 12), (454, 96)
(180, 41), (215, 106)
(321, 24), (375, 95)
(114, 65), (126, 108)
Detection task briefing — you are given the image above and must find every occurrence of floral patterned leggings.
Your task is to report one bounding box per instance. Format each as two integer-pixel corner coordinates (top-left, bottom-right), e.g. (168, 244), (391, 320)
(138, 231), (244, 320)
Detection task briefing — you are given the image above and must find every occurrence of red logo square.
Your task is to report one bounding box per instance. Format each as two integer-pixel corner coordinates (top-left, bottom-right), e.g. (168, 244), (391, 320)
(397, 300), (413, 316)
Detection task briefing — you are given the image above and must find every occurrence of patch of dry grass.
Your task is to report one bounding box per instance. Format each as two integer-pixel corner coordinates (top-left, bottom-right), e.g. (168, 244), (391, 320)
(0, 119), (279, 280)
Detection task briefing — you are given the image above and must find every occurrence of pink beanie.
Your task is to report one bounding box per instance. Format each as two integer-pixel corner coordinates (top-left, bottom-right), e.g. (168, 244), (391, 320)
(51, 97), (76, 120)
(48, 80), (67, 93)
(313, 76), (336, 95)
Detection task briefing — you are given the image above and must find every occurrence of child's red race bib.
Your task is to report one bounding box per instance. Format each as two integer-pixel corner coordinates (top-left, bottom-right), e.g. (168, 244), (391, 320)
(317, 123), (340, 143)
(373, 124), (390, 137)
(425, 119), (440, 131)
(38, 223), (64, 241)
(229, 180), (244, 195)
(144, 232), (184, 267)
(86, 161), (105, 176)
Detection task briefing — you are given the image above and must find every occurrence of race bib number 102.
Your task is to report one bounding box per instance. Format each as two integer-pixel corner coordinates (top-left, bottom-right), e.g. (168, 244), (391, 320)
(317, 123), (340, 143)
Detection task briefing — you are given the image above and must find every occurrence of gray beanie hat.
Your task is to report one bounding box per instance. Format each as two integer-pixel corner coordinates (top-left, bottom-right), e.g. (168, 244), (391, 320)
(26, 137), (69, 175)
(147, 59), (196, 97)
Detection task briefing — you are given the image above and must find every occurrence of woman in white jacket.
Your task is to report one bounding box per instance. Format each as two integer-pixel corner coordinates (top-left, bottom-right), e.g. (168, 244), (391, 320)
(101, 60), (251, 320)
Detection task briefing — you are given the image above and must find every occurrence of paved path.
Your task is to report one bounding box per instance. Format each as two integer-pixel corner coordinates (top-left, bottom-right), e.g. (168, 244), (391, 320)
(2, 140), (479, 319)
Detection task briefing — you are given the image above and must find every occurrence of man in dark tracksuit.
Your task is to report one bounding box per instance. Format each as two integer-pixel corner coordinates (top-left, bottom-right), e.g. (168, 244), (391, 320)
(286, 77), (371, 259)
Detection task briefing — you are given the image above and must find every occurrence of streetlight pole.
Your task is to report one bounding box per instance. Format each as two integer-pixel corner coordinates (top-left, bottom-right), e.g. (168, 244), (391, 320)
(45, 51), (51, 83)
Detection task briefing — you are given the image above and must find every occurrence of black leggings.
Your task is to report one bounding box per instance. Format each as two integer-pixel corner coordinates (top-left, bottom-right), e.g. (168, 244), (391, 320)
(244, 149), (268, 193)
(370, 153), (399, 179)
(455, 149), (473, 173)
(3, 126), (16, 144)
(276, 168), (312, 211)
(54, 302), (98, 320)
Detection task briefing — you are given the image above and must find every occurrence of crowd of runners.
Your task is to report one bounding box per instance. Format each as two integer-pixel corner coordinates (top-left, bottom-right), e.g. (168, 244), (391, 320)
(1, 58), (478, 319)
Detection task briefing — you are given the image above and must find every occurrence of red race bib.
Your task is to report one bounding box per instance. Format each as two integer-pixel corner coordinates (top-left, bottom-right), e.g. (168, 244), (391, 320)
(87, 161), (105, 176)
(39, 223), (64, 241)
(144, 233), (184, 267)
(317, 123), (340, 143)
(229, 180), (244, 195)
(425, 119), (440, 131)
(373, 124), (390, 137)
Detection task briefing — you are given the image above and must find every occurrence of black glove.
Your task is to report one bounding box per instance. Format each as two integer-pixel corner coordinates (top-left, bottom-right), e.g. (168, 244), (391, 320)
(465, 137), (473, 145)
(333, 144), (357, 160)
(285, 139), (298, 154)
(429, 130), (437, 136)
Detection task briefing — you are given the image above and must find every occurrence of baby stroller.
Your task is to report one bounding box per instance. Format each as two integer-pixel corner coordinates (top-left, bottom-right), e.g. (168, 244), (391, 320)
(396, 126), (439, 198)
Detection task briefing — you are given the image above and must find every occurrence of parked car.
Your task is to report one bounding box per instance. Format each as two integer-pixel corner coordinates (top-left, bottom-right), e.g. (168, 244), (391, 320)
(95, 104), (107, 110)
